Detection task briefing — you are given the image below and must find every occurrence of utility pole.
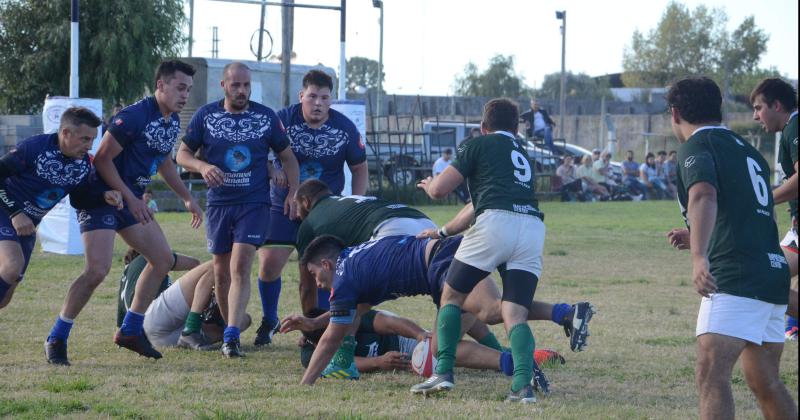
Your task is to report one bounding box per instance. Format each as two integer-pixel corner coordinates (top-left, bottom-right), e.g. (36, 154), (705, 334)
(69, 0), (79, 97)
(338, 0), (347, 100)
(373, 0), (384, 116)
(556, 10), (566, 139)
(212, 26), (219, 58)
(257, 0), (267, 61)
(281, 0), (294, 106)
(188, 0), (194, 57)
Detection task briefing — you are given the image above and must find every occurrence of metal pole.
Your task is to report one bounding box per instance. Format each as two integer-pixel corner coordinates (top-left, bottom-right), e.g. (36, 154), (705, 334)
(188, 0), (194, 56)
(281, 0), (294, 106)
(558, 11), (566, 139)
(69, 0), (79, 97)
(257, 0), (266, 61)
(338, 0), (347, 100)
(377, 2), (383, 116)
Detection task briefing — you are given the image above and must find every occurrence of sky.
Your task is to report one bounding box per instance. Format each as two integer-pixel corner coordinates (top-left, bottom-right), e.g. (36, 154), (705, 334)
(183, 0), (799, 96)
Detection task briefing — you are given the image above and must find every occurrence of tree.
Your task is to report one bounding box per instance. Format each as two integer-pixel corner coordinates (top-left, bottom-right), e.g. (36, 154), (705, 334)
(453, 55), (531, 98)
(622, 1), (768, 92)
(0, 0), (186, 114)
(346, 56), (384, 94)
(537, 72), (611, 100)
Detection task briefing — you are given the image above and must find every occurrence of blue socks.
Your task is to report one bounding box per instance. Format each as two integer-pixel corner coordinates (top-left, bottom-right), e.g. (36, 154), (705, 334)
(120, 310), (145, 336)
(500, 351), (514, 376)
(551, 303), (571, 325)
(47, 314), (74, 343)
(224, 326), (241, 343)
(317, 288), (331, 310)
(258, 277), (281, 325)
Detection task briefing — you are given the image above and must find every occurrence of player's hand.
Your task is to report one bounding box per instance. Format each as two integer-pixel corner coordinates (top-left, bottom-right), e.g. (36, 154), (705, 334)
(417, 176), (433, 193)
(416, 228), (440, 239)
(280, 314), (314, 333)
(184, 198), (203, 229)
(666, 228), (690, 250)
(200, 163), (225, 188)
(284, 192), (298, 220)
(127, 196), (154, 225)
(415, 330), (432, 343)
(377, 351), (411, 372)
(270, 168), (288, 189)
(297, 335), (309, 347)
(11, 212), (35, 236)
(692, 255), (717, 297)
(103, 190), (124, 210)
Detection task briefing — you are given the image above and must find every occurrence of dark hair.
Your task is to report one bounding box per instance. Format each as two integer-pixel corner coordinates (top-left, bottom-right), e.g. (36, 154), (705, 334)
(124, 248), (140, 265)
(482, 98), (519, 133)
(645, 152), (655, 167)
(668, 150), (677, 155)
(665, 76), (722, 124)
(443, 148), (453, 154)
(59, 106), (102, 129)
(299, 235), (345, 267)
(302, 69), (333, 91)
(295, 179), (332, 206)
(155, 60), (196, 86)
(750, 78), (798, 111)
(657, 150), (667, 156)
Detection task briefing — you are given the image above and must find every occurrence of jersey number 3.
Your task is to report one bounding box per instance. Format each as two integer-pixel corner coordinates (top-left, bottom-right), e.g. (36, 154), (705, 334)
(511, 150), (532, 182)
(746, 157), (769, 207)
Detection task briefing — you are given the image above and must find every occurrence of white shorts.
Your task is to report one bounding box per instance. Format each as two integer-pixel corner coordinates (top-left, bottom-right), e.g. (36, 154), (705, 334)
(143, 282), (190, 348)
(780, 227), (798, 252)
(454, 210), (545, 277)
(372, 217), (436, 240)
(696, 293), (787, 345)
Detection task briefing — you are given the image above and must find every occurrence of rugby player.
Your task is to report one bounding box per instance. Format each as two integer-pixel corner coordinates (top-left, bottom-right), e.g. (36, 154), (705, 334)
(177, 62), (299, 357)
(0, 107), (121, 312)
(665, 77), (796, 420)
(255, 70), (368, 347)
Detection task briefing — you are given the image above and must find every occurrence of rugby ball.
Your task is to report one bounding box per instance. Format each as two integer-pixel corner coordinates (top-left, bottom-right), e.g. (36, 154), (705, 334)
(411, 337), (437, 377)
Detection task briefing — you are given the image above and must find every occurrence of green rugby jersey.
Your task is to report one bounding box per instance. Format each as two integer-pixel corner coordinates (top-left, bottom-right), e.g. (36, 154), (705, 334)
(295, 195), (429, 258)
(354, 310), (401, 357)
(677, 126), (790, 304)
(778, 111), (798, 217)
(116, 256), (171, 328)
(450, 132), (542, 219)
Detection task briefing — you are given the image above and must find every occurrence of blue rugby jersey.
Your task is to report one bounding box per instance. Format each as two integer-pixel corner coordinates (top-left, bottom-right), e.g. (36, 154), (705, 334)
(328, 236), (431, 324)
(271, 104), (365, 204)
(183, 100), (289, 206)
(104, 96), (181, 198)
(0, 134), (94, 222)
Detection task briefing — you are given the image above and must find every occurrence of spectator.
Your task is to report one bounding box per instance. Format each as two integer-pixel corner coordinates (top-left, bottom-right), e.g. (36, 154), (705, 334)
(555, 156), (582, 201)
(655, 150), (676, 199)
(592, 151), (617, 192)
(664, 150), (679, 198)
(639, 152), (669, 199)
(591, 148), (602, 162)
(432, 148), (453, 176)
(143, 189), (159, 213)
(576, 155), (609, 201)
(621, 150), (647, 199)
(519, 99), (555, 149)
(432, 148), (470, 204)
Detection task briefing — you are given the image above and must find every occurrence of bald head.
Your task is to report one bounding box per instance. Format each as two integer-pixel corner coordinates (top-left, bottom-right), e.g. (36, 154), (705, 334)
(221, 62), (251, 112)
(223, 62), (251, 79)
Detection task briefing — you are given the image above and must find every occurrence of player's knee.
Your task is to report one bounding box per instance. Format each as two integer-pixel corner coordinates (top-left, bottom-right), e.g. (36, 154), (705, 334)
(82, 263), (111, 285)
(0, 264), (22, 284)
(145, 253), (173, 275)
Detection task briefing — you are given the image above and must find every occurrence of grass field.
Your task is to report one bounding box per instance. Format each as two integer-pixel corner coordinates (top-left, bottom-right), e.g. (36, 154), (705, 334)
(1, 201), (797, 419)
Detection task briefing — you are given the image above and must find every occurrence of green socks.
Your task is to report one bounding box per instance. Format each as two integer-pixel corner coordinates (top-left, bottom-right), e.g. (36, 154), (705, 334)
(182, 311), (202, 336)
(331, 336), (356, 367)
(508, 323), (535, 392)
(478, 331), (504, 352)
(434, 304), (462, 375)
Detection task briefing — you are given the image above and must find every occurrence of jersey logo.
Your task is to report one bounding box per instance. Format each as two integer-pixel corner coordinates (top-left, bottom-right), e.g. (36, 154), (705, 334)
(0, 227), (14, 237)
(225, 145), (252, 172)
(35, 187), (65, 209)
(205, 111), (273, 143)
(144, 119), (180, 154)
(684, 155), (696, 168)
(35, 150), (90, 186)
(288, 124), (348, 159)
(114, 118), (123, 126)
(767, 252), (787, 269)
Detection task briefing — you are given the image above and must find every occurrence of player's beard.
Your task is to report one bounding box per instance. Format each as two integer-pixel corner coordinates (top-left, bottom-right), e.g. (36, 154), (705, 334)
(228, 94), (249, 111)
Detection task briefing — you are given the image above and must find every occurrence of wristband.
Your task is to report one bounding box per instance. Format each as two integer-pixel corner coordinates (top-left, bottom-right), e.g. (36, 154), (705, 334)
(438, 226), (449, 238)
(170, 252), (178, 271)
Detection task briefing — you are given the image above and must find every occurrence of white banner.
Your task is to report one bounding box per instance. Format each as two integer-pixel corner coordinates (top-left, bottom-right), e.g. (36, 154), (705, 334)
(38, 97), (103, 255)
(331, 100), (366, 196)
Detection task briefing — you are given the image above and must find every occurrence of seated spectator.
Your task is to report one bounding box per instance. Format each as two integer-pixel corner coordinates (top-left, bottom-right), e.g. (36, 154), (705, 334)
(143, 189), (159, 213)
(592, 151), (619, 192)
(639, 152), (669, 199)
(655, 150), (675, 199)
(663, 150), (678, 199)
(576, 155), (609, 201)
(555, 156), (582, 201)
(621, 150), (647, 199)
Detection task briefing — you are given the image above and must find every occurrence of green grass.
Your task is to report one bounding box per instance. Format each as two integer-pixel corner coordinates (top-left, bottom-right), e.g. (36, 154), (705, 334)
(0, 201), (796, 418)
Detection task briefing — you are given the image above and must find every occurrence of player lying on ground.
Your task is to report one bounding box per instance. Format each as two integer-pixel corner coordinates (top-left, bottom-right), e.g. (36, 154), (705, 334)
(116, 249), (252, 350)
(0, 107), (121, 310)
(283, 234), (594, 392)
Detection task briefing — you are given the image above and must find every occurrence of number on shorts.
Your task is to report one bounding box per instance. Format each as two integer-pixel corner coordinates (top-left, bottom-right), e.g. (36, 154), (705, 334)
(746, 157), (769, 207)
(511, 150), (532, 182)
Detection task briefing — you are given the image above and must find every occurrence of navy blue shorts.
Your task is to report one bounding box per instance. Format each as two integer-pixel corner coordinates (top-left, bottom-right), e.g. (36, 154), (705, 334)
(206, 203), (269, 254)
(77, 205), (138, 233)
(0, 211), (37, 280)
(427, 236), (462, 307)
(264, 199), (300, 246)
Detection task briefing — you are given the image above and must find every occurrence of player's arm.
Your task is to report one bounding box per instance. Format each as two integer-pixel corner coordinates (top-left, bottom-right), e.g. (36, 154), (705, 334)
(773, 161), (799, 205)
(175, 142), (224, 188)
(418, 165), (464, 199)
(300, 319), (350, 385)
(298, 261), (318, 314)
(172, 253), (201, 271)
(0, 152), (25, 217)
(687, 182), (718, 297)
(93, 132), (137, 207)
(157, 157), (202, 229)
(276, 147), (300, 218)
(372, 311), (429, 342)
(348, 162), (368, 195)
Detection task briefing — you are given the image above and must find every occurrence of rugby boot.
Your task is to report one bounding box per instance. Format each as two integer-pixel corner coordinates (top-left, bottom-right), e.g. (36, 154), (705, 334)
(253, 318), (279, 346)
(506, 384), (537, 404)
(221, 338), (244, 358)
(564, 302), (596, 352)
(113, 330), (162, 359)
(45, 339), (70, 366)
(410, 371), (454, 396)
